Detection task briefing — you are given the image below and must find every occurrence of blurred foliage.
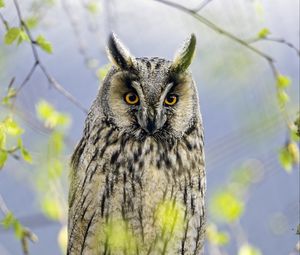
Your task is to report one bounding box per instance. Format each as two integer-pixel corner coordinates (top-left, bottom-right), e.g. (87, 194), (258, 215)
(278, 142), (299, 173)
(103, 219), (137, 253)
(0, 0), (5, 8)
(36, 35), (53, 54)
(58, 225), (68, 254)
(257, 28), (270, 39)
(155, 200), (185, 235)
(238, 244), (262, 255)
(207, 161), (266, 253)
(210, 190), (244, 223)
(34, 100), (70, 253)
(97, 63), (111, 81)
(1, 212), (25, 239)
(0, 116), (32, 169)
(86, 1), (101, 14)
(206, 223), (230, 246)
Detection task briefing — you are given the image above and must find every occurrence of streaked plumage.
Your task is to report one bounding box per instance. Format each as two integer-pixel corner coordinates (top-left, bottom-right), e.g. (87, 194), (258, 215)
(67, 33), (206, 255)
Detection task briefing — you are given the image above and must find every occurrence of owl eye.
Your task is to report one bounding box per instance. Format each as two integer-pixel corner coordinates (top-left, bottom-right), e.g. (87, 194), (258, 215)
(124, 92), (139, 105)
(164, 94), (178, 106)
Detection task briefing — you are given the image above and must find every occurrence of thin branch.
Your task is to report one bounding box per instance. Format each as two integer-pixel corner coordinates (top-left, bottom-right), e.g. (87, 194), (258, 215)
(0, 194), (38, 255)
(152, 0), (296, 128)
(248, 37), (300, 56)
(12, 0), (88, 114)
(61, 0), (99, 80)
(153, 0), (275, 64)
(16, 62), (39, 93)
(193, 0), (214, 12)
(0, 12), (9, 30)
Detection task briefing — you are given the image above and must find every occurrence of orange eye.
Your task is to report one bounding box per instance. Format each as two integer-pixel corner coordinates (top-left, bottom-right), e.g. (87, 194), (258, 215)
(124, 92), (139, 105)
(164, 94), (178, 106)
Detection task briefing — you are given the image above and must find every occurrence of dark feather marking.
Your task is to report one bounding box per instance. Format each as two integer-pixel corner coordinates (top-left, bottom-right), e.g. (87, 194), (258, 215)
(80, 211), (96, 254)
(138, 205), (145, 241)
(181, 221), (189, 255)
(81, 199), (93, 220)
(100, 191), (107, 217)
(183, 137), (193, 151)
(191, 195), (195, 215)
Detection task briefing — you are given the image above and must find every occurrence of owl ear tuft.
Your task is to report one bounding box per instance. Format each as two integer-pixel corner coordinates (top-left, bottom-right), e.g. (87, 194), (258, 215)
(107, 32), (135, 70)
(171, 34), (196, 73)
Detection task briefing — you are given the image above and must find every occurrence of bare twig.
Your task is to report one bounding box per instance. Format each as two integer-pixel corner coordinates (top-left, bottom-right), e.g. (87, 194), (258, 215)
(193, 0), (214, 12)
(61, 0), (99, 79)
(11, 0), (88, 113)
(248, 37), (300, 56)
(0, 12), (9, 30)
(16, 62), (39, 93)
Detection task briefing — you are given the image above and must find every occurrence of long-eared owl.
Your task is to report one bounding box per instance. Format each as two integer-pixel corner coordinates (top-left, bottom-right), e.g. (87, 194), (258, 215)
(67, 33), (206, 255)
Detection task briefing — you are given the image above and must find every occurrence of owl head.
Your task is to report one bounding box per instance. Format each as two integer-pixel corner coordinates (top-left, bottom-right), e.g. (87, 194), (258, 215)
(97, 33), (200, 141)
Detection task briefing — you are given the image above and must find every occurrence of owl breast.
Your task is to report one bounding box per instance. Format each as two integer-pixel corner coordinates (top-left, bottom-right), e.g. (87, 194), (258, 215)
(68, 120), (205, 255)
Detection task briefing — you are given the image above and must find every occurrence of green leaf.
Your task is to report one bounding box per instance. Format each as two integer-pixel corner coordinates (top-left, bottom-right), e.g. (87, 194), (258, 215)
(155, 200), (185, 235)
(41, 196), (63, 220)
(0, 0), (5, 8)
(36, 35), (53, 54)
(279, 146), (293, 172)
(4, 27), (21, 45)
(288, 142), (300, 164)
(25, 17), (38, 29)
(1, 212), (15, 229)
(4, 117), (23, 136)
(49, 132), (64, 155)
(17, 29), (30, 45)
(276, 74), (291, 89)
(0, 150), (8, 169)
(238, 244), (262, 255)
(21, 147), (32, 163)
(13, 220), (24, 239)
(48, 159), (63, 179)
(210, 191), (244, 222)
(258, 28), (270, 38)
(277, 90), (289, 108)
(2, 88), (17, 105)
(206, 224), (229, 246)
(36, 100), (54, 120)
(0, 126), (6, 148)
(86, 2), (100, 14)
(104, 219), (137, 253)
(36, 100), (70, 128)
(97, 64), (111, 81)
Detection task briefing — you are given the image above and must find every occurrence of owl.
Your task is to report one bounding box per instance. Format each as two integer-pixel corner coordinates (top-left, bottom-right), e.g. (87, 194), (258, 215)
(67, 33), (206, 255)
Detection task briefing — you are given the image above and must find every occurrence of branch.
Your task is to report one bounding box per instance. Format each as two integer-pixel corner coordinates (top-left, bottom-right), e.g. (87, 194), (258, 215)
(11, 0), (88, 113)
(0, 194), (38, 255)
(0, 12), (9, 30)
(152, 0), (296, 129)
(152, 0), (278, 74)
(248, 37), (300, 56)
(60, 0), (99, 79)
(192, 0), (214, 12)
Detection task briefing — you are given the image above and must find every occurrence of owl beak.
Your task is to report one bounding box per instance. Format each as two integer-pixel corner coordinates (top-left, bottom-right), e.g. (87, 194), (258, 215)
(145, 117), (157, 134)
(138, 108), (165, 135)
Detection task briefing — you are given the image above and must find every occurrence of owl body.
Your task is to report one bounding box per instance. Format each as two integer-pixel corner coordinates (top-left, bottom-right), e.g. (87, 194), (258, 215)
(68, 34), (206, 255)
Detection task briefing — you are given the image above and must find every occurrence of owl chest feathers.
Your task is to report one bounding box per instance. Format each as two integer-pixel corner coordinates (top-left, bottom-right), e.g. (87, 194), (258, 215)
(69, 122), (206, 255)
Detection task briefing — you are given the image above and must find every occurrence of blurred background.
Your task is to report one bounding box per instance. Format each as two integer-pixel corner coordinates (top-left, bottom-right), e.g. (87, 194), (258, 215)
(0, 0), (299, 254)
